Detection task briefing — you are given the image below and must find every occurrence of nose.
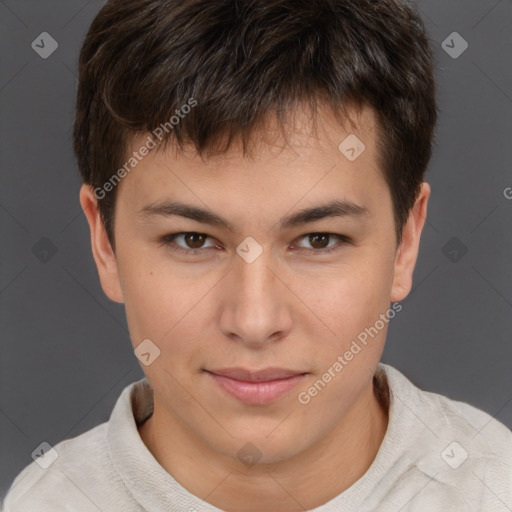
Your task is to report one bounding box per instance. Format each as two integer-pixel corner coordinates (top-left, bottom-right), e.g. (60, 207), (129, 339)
(218, 248), (293, 349)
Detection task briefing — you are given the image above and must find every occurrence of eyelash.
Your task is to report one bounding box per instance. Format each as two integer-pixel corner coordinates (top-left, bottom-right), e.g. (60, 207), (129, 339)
(158, 232), (351, 256)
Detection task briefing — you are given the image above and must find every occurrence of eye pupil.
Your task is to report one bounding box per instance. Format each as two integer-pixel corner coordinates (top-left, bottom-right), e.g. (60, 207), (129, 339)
(186, 233), (205, 248)
(309, 234), (329, 249)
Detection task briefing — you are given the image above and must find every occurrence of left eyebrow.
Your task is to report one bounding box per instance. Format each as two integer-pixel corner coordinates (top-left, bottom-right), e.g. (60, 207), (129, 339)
(279, 200), (370, 229)
(137, 199), (370, 231)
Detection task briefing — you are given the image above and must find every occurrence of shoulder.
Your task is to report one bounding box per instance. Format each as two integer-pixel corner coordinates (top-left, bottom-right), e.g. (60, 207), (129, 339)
(1, 422), (113, 512)
(382, 362), (512, 447)
(412, 372), (512, 457)
(2, 378), (152, 512)
(381, 363), (512, 510)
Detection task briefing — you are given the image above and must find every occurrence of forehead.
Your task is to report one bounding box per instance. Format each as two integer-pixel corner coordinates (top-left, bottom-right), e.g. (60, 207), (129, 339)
(116, 103), (386, 215)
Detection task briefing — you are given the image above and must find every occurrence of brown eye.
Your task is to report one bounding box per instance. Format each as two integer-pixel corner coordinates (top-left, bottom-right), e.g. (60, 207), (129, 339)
(184, 233), (207, 249)
(308, 234), (330, 249)
(292, 233), (351, 255)
(159, 232), (218, 254)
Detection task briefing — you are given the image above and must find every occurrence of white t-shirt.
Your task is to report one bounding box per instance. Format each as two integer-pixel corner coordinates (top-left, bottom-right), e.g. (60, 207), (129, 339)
(2, 363), (512, 511)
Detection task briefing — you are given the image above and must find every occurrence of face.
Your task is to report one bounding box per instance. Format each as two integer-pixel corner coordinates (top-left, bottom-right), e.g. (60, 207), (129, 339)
(81, 103), (428, 465)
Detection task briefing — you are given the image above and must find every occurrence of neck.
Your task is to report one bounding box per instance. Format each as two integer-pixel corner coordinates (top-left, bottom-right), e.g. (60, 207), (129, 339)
(138, 373), (389, 511)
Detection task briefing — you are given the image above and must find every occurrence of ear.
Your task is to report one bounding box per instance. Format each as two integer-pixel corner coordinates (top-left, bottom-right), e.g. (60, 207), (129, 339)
(390, 182), (430, 302)
(79, 184), (124, 304)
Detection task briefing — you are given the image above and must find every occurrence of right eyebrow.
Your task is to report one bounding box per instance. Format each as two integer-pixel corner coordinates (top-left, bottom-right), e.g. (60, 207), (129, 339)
(138, 201), (235, 231)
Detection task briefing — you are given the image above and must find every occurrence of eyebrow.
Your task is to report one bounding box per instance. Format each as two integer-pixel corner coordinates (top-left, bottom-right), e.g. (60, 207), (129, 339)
(137, 199), (370, 231)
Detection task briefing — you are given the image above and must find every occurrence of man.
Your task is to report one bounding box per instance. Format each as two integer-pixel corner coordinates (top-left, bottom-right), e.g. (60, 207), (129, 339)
(3, 0), (511, 510)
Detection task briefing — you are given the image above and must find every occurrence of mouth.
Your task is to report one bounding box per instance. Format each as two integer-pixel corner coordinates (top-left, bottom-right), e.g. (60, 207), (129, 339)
(204, 367), (308, 405)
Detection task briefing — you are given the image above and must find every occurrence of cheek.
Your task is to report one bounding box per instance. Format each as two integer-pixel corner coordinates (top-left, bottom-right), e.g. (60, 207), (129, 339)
(119, 256), (223, 375)
(119, 253), (201, 346)
(296, 253), (395, 355)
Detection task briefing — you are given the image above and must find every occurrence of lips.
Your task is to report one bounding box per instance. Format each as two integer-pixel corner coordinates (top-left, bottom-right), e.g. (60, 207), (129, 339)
(207, 367), (305, 382)
(205, 367), (308, 405)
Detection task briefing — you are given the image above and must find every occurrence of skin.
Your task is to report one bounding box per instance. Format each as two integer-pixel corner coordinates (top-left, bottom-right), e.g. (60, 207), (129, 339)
(80, 103), (429, 511)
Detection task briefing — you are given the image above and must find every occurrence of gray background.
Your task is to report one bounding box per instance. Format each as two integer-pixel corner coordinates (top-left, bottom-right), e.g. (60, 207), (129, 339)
(1, 0), (511, 499)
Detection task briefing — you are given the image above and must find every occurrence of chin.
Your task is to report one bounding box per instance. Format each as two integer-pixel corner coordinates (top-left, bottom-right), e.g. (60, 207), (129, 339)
(231, 432), (309, 467)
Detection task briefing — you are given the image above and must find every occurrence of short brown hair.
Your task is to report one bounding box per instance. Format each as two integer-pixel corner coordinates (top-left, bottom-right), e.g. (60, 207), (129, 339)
(73, 0), (438, 248)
